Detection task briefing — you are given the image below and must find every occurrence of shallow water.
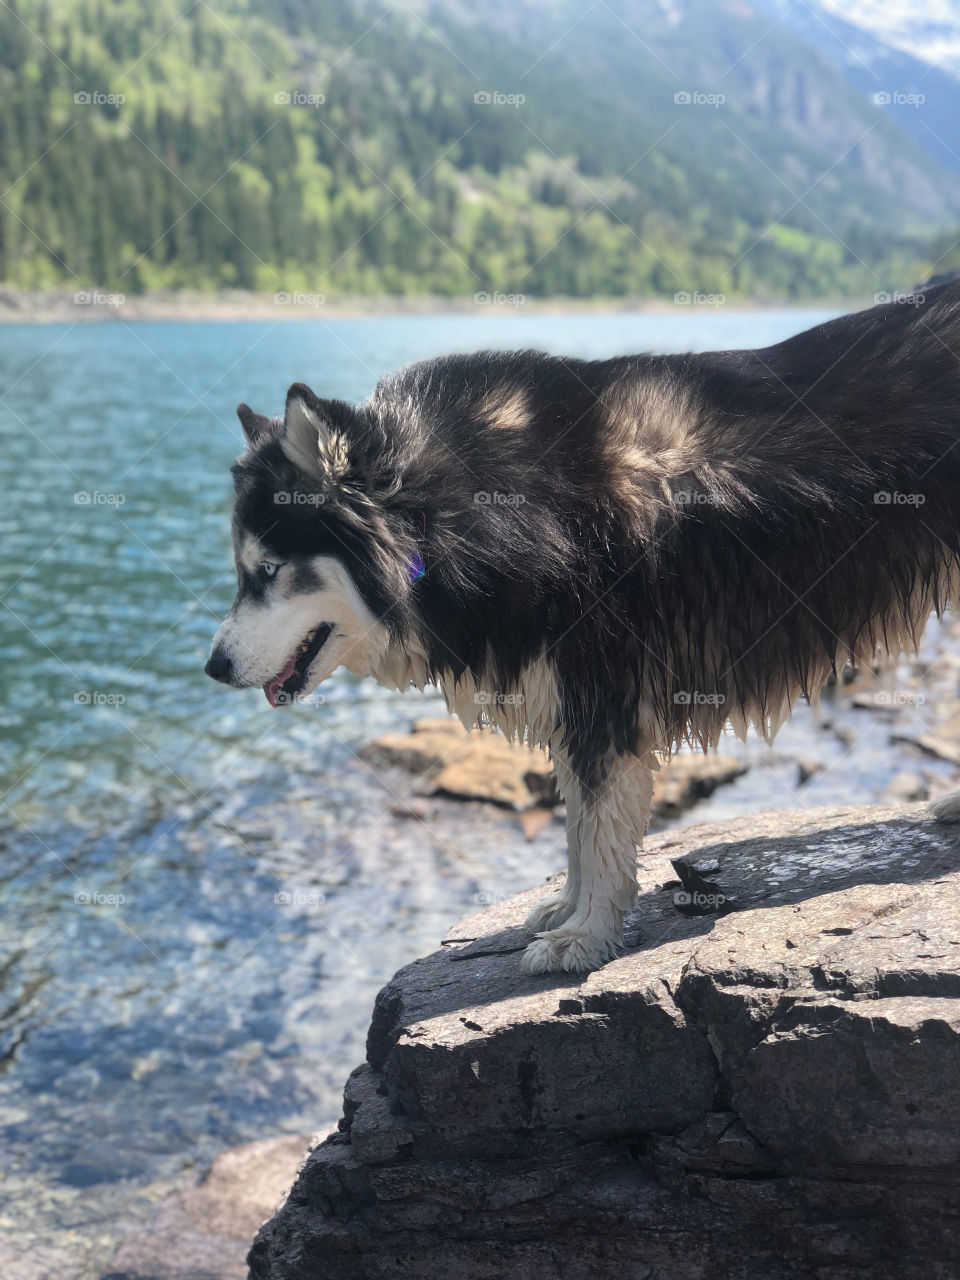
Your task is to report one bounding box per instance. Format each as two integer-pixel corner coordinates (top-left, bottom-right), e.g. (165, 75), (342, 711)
(1, 306), (957, 1274)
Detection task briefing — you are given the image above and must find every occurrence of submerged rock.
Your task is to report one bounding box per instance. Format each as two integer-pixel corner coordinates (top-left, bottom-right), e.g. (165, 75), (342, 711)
(247, 803), (960, 1280)
(107, 1134), (313, 1280)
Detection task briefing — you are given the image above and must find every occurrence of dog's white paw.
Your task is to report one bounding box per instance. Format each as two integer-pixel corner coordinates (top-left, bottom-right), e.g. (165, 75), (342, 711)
(524, 891), (576, 933)
(520, 926), (620, 975)
(929, 790), (960, 822)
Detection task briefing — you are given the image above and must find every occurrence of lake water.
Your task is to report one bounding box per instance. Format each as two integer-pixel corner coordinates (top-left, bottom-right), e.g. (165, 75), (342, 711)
(2, 306), (954, 1274)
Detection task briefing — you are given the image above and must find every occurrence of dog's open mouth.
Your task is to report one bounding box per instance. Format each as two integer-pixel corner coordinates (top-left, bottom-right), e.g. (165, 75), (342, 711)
(263, 624), (333, 707)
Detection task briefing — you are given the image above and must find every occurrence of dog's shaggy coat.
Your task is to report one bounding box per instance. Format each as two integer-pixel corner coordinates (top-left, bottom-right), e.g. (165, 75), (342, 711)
(209, 283), (960, 972)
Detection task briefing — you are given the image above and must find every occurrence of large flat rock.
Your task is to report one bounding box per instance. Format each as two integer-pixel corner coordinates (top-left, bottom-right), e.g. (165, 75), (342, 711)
(247, 804), (960, 1280)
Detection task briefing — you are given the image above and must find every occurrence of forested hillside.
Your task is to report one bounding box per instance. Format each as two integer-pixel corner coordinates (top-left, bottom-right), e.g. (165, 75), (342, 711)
(1, 0), (958, 298)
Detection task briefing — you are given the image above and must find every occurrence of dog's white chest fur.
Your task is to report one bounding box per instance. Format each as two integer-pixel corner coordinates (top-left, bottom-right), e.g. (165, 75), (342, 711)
(376, 643), (559, 747)
(438, 658), (559, 747)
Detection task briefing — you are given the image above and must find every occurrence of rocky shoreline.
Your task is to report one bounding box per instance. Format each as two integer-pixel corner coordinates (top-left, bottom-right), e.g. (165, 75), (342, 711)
(248, 802), (960, 1280)
(0, 287), (853, 325)
(87, 682), (960, 1280)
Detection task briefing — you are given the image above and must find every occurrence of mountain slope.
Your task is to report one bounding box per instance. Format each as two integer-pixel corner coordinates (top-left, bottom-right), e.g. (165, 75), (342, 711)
(757, 0), (960, 178)
(0, 0), (955, 298)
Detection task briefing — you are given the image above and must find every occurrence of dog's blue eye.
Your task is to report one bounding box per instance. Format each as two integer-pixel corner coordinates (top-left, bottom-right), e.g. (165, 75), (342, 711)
(259, 562), (281, 579)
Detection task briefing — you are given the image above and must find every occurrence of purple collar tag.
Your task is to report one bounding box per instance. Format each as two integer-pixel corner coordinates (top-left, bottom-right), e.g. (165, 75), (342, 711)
(408, 512), (427, 581)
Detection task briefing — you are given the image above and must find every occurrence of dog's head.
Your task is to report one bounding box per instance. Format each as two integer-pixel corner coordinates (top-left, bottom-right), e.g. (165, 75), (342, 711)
(206, 383), (410, 706)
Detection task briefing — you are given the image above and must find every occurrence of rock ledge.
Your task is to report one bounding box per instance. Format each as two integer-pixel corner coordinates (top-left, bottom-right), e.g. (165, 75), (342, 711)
(248, 804), (960, 1280)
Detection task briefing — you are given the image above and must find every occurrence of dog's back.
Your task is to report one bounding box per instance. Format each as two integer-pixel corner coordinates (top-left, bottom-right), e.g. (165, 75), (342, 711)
(368, 283), (960, 769)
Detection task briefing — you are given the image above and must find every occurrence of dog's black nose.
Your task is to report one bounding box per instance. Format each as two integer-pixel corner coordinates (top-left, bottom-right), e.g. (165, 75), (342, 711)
(205, 649), (233, 683)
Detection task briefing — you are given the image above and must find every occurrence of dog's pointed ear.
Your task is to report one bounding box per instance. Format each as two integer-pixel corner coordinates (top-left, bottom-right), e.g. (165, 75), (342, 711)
(281, 383), (351, 488)
(237, 402), (279, 446)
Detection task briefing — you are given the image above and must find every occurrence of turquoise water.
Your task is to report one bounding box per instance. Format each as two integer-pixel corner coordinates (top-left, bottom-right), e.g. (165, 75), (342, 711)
(8, 305), (934, 1269)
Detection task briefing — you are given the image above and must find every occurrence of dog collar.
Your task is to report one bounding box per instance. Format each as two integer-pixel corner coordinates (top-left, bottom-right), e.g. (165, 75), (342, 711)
(408, 551), (426, 581)
(408, 512), (427, 581)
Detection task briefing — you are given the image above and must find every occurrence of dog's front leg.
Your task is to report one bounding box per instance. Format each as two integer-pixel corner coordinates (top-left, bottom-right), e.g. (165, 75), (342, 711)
(521, 748), (654, 974)
(523, 749), (583, 934)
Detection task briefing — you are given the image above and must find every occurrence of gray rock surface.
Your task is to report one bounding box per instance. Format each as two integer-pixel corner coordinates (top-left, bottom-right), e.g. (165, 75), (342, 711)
(247, 804), (960, 1280)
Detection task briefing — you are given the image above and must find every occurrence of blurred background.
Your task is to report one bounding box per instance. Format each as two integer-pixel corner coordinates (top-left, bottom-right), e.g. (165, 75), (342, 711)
(3, 2), (960, 1276)
(6, 0), (960, 299)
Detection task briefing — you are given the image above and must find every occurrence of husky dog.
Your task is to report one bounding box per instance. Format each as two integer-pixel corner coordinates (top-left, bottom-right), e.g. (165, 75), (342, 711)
(207, 283), (960, 974)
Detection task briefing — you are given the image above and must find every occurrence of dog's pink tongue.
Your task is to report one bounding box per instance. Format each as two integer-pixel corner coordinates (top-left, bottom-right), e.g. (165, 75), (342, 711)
(263, 654), (299, 706)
